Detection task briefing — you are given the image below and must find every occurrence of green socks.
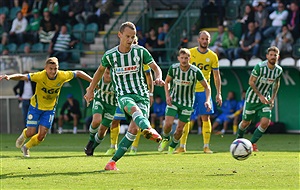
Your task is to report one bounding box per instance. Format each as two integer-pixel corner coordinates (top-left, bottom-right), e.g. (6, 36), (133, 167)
(132, 111), (150, 130)
(169, 137), (179, 148)
(93, 132), (104, 149)
(250, 126), (265, 144)
(112, 132), (136, 162)
(89, 125), (98, 141)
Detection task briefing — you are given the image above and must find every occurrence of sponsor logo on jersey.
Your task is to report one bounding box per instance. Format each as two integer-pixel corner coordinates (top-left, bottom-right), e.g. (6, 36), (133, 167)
(115, 65), (139, 75)
(174, 79), (192, 86)
(259, 77), (275, 84)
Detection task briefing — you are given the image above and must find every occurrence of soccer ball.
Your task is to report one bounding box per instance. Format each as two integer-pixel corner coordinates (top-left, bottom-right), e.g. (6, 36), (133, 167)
(230, 138), (253, 161)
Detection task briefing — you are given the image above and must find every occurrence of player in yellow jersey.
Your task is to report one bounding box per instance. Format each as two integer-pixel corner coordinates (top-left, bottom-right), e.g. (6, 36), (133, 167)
(0, 57), (92, 157)
(175, 31), (222, 154)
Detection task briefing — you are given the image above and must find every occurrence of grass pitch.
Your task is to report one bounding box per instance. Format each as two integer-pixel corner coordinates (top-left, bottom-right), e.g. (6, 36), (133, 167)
(1, 133), (299, 190)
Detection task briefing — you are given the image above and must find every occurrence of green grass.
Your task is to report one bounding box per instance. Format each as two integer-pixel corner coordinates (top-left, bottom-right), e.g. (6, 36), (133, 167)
(1, 133), (299, 190)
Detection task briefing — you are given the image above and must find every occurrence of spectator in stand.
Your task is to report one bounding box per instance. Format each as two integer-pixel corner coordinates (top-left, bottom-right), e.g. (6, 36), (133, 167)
(39, 8), (59, 44)
(224, 29), (239, 62)
(0, 14), (10, 46)
(58, 94), (82, 134)
(136, 26), (147, 47)
(65, 0), (83, 25)
(25, 9), (41, 44)
(238, 4), (255, 33)
(75, 0), (96, 25)
(254, 3), (269, 33)
(92, 0), (113, 31)
(209, 24), (228, 58)
(46, 0), (60, 17)
(271, 25), (293, 54)
(234, 22), (261, 60)
(145, 27), (159, 62)
(48, 25), (78, 62)
(263, 2), (289, 38)
(20, 0), (30, 18)
(212, 91), (237, 135)
(150, 95), (166, 132)
(157, 22), (169, 62)
(21, 44), (35, 71)
(30, 0), (47, 15)
(287, 1), (300, 40)
(9, 11), (28, 45)
(228, 90), (246, 135)
(13, 70), (36, 128)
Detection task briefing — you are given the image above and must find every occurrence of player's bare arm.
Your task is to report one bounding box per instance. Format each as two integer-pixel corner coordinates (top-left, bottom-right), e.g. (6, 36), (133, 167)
(248, 75), (268, 104)
(213, 69), (222, 106)
(200, 79), (212, 112)
(149, 62), (165, 86)
(164, 75), (172, 106)
(84, 65), (105, 104)
(145, 71), (154, 106)
(269, 78), (281, 108)
(0, 74), (28, 81)
(74, 70), (93, 83)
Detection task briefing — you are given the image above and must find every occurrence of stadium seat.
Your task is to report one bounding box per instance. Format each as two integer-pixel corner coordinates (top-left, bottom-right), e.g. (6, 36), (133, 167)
(0, 44), (3, 53)
(292, 43), (300, 59)
(225, 5), (239, 20)
(232, 58), (246, 67)
(31, 43), (44, 53)
(72, 23), (85, 42)
(84, 23), (99, 44)
(280, 57), (295, 66)
(248, 58), (262, 67)
(0, 6), (9, 16)
(227, 0), (242, 6)
(9, 6), (21, 21)
(219, 58), (231, 67)
(6, 43), (17, 53)
(17, 43), (30, 53)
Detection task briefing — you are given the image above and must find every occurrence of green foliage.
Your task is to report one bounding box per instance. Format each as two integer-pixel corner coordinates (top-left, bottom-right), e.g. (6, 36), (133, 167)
(1, 134), (299, 190)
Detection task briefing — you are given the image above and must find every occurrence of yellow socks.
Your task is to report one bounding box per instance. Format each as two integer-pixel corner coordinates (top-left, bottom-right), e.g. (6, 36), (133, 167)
(110, 124), (120, 148)
(25, 134), (42, 149)
(179, 122), (190, 145)
(23, 128), (28, 138)
(131, 129), (141, 148)
(202, 120), (212, 146)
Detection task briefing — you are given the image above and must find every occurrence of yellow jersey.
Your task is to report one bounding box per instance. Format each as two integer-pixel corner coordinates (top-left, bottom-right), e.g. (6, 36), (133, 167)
(29, 70), (75, 110)
(189, 47), (219, 92)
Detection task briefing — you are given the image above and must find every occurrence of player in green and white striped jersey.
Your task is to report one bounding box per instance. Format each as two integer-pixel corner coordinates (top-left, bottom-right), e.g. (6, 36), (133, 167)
(158, 48), (212, 154)
(237, 46), (283, 151)
(84, 68), (117, 156)
(84, 21), (164, 170)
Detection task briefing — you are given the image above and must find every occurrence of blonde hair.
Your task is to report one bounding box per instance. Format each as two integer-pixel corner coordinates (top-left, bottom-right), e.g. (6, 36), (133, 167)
(267, 46), (280, 54)
(45, 57), (59, 65)
(178, 48), (191, 56)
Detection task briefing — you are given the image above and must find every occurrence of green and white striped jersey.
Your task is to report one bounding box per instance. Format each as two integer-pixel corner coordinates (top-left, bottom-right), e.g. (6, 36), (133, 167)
(101, 44), (154, 98)
(168, 63), (205, 107)
(94, 76), (117, 106)
(246, 61), (283, 103)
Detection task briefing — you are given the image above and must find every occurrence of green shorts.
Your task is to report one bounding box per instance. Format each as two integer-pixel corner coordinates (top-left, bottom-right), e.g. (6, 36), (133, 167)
(242, 102), (272, 121)
(117, 94), (150, 122)
(165, 101), (193, 123)
(92, 98), (117, 127)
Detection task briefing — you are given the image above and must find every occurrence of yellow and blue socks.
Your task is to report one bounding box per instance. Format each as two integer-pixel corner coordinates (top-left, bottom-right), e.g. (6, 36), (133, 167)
(25, 134), (42, 149)
(110, 124), (120, 148)
(202, 120), (212, 147)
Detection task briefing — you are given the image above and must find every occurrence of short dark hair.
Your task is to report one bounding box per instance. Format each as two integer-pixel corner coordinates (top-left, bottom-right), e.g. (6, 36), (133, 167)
(119, 21), (136, 33)
(267, 46), (280, 54)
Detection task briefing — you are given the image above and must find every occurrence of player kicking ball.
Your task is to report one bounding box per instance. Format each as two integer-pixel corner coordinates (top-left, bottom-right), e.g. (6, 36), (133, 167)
(0, 57), (92, 157)
(158, 48), (211, 154)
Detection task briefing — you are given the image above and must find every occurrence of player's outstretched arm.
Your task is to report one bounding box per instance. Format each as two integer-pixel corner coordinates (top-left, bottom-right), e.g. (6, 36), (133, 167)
(149, 62), (165, 86)
(0, 74), (28, 81)
(84, 65), (105, 105)
(74, 70), (93, 82)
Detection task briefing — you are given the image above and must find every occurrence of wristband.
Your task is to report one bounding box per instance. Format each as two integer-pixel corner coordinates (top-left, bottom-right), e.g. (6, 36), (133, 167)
(149, 93), (153, 96)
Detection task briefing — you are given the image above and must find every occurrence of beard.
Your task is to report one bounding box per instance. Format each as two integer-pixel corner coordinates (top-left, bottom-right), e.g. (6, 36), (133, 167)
(200, 43), (208, 49)
(268, 59), (276, 65)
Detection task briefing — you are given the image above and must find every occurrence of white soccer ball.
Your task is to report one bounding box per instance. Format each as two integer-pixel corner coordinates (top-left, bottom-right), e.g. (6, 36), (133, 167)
(230, 138), (253, 161)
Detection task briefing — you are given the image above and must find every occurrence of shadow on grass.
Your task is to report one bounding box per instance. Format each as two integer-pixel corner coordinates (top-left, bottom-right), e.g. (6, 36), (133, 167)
(0, 170), (122, 180)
